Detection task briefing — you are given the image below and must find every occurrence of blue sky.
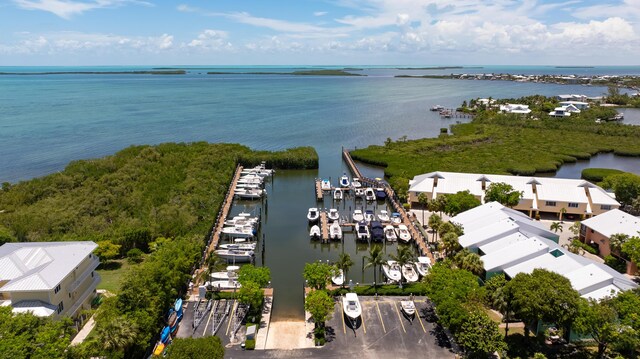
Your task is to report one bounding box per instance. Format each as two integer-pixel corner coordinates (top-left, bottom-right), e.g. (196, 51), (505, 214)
(1, 0), (639, 65)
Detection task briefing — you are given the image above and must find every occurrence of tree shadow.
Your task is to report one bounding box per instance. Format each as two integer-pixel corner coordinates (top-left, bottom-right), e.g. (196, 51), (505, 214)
(97, 261), (122, 270)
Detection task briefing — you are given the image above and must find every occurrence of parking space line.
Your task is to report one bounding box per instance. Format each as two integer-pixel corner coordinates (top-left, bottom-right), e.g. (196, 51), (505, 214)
(202, 301), (215, 335)
(341, 300), (346, 334)
(393, 301), (406, 333)
(226, 301), (236, 336)
(375, 301), (386, 333)
(360, 303), (367, 334)
(417, 310), (426, 333)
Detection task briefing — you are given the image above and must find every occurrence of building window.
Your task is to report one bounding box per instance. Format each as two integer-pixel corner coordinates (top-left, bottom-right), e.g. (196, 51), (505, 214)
(57, 301), (64, 314)
(601, 205), (612, 210)
(545, 201), (557, 207)
(54, 284), (61, 294)
(568, 203), (579, 208)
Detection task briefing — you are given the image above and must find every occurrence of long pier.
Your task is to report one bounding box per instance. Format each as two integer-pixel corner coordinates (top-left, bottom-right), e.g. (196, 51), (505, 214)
(315, 179), (323, 201)
(342, 150), (434, 262)
(320, 211), (329, 242)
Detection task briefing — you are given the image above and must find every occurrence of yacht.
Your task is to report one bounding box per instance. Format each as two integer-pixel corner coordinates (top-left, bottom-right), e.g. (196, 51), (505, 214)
(331, 268), (345, 286)
(356, 221), (370, 242)
(415, 256), (432, 277)
(209, 279), (241, 290)
(214, 248), (255, 263)
(382, 260), (402, 282)
(210, 265), (241, 280)
(343, 293), (361, 326)
(234, 188), (264, 199)
(333, 188), (343, 200)
(391, 212), (402, 225)
(236, 182), (262, 190)
(307, 208), (319, 223)
(402, 263), (419, 283)
(237, 175), (263, 184)
(377, 210), (390, 222)
(321, 179), (331, 191)
(364, 209), (375, 223)
(218, 239), (257, 251)
(221, 225), (255, 238)
(340, 173), (350, 187)
(430, 105), (444, 111)
(364, 188), (376, 201)
(351, 178), (362, 188)
(309, 225), (321, 239)
(396, 225), (412, 243)
(352, 209), (364, 222)
(328, 208), (340, 222)
(329, 222), (343, 240)
(354, 188), (365, 197)
(224, 215), (258, 227)
(384, 225), (397, 242)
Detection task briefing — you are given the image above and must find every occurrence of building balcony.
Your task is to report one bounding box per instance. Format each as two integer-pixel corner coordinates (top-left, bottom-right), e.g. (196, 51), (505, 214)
(67, 273), (100, 317)
(67, 256), (100, 293)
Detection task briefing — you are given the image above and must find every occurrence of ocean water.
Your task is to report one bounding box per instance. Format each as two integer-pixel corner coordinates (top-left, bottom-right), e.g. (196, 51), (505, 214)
(0, 66), (631, 183)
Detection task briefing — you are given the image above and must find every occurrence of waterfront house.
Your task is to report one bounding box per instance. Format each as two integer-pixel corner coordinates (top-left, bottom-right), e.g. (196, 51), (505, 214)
(557, 94), (588, 102)
(0, 241), (100, 318)
(499, 103), (532, 114)
(558, 101), (590, 110)
(580, 209), (640, 274)
(549, 104), (580, 117)
(408, 171), (619, 219)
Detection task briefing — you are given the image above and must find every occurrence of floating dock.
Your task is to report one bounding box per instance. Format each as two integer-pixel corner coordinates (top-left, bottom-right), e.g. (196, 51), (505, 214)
(315, 179), (323, 201)
(320, 211), (329, 242)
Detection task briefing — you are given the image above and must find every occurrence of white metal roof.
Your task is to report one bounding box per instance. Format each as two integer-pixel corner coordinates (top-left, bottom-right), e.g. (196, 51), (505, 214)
(479, 232), (529, 254)
(481, 237), (550, 272)
(564, 264), (613, 295)
(459, 220), (520, 249)
(503, 250), (582, 278)
(10, 300), (57, 317)
(0, 241), (97, 292)
(582, 285), (621, 301)
(581, 209), (640, 237)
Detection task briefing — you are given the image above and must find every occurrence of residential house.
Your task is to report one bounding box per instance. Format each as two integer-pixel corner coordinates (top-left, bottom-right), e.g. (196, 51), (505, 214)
(499, 103), (532, 114)
(558, 101), (590, 110)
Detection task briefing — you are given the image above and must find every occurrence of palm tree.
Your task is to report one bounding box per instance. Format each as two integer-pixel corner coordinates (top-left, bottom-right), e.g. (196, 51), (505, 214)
(428, 214), (442, 244)
(609, 233), (630, 254)
(441, 232), (462, 257)
(550, 221), (563, 233)
(562, 242), (585, 256)
(364, 245), (385, 287)
(390, 246), (415, 283)
(96, 315), (139, 353)
(491, 285), (514, 339)
(336, 253), (354, 288)
(454, 250), (484, 276)
(559, 207), (567, 222)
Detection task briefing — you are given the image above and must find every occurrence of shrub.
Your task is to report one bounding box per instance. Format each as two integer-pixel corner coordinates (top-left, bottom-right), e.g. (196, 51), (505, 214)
(604, 255), (627, 274)
(440, 127), (448, 134)
(581, 168), (625, 182)
(573, 239), (598, 255)
(126, 248), (144, 264)
(244, 339), (255, 350)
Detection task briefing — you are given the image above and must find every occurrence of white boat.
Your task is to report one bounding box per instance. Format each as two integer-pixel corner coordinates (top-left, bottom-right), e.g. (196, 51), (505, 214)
(384, 225), (397, 242)
(351, 178), (362, 188)
(343, 293), (361, 321)
(354, 188), (365, 197)
(333, 188), (343, 200)
(224, 216), (258, 227)
(415, 256), (432, 277)
(307, 208), (319, 223)
(331, 268), (345, 286)
(237, 175), (263, 184)
(352, 209), (364, 222)
(356, 221), (370, 241)
(328, 208), (340, 222)
(329, 222), (342, 240)
(402, 263), (419, 283)
(377, 210), (390, 222)
(309, 225), (321, 239)
(242, 162), (273, 177)
(364, 188), (376, 201)
(214, 249), (254, 263)
(209, 279), (241, 290)
(234, 188), (264, 199)
(235, 182), (262, 189)
(221, 225), (255, 238)
(219, 238), (256, 251)
(430, 105), (444, 111)
(340, 173), (350, 187)
(210, 265), (240, 280)
(391, 212), (402, 224)
(364, 209), (375, 223)
(382, 260), (402, 282)
(321, 179), (331, 190)
(396, 225), (411, 243)
(400, 300), (416, 319)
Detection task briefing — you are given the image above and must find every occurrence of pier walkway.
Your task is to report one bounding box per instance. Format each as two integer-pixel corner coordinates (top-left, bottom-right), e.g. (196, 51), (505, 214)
(320, 211), (329, 242)
(342, 150), (434, 262)
(315, 178), (323, 200)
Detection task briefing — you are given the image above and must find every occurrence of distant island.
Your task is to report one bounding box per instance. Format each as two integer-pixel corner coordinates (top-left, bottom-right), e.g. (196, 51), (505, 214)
(207, 69), (365, 76)
(396, 66), (483, 70)
(555, 66), (595, 69)
(0, 70), (186, 75)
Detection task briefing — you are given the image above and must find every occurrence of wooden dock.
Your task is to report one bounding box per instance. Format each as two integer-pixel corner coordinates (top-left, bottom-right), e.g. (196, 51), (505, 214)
(315, 179), (323, 201)
(320, 211), (329, 242)
(342, 148), (364, 179)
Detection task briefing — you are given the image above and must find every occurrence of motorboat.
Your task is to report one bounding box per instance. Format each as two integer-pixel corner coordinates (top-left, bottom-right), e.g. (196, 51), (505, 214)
(218, 239), (256, 251)
(351, 178), (362, 188)
(364, 188), (376, 201)
(400, 300), (416, 319)
(402, 263), (419, 283)
(391, 212), (402, 225)
(221, 225), (255, 238)
(242, 162), (273, 177)
(321, 179), (331, 190)
(309, 225), (321, 239)
(369, 221), (384, 242)
(329, 222), (343, 240)
(340, 173), (350, 187)
(331, 268), (345, 286)
(352, 209), (364, 222)
(209, 279), (241, 290)
(224, 215), (258, 227)
(377, 210), (390, 222)
(415, 257), (432, 277)
(333, 188), (343, 200)
(364, 209), (375, 223)
(235, 182), (262, 190)
(237, 175), (263, 184)
(375, 188), (387, 200)
(307, 208), (319, 223)
(384, 225), (397, 242)
(356, 221), (370, 242)
(210, 265), (240, 280)
(396, 225), (412, 243)
(328, 208), (340, 222)
(382, 260), (402, 282)
(214, 249), (255, 263)
(234, 188), (264, 199)
(354, 188), (365, 197)
(430, 105), (444, 111)
(343, 293), (361, 324)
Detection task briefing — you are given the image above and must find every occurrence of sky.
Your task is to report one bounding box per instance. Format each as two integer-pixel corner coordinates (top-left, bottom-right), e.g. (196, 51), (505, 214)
(1, 0), (639, 65)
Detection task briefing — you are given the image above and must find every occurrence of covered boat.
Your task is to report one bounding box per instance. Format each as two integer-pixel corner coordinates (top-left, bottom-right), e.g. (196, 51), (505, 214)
(307, 207), (319, 223)
(328, 208), (340, 222)
(391, 212), (402, 224)
(375, 188), (387, 200)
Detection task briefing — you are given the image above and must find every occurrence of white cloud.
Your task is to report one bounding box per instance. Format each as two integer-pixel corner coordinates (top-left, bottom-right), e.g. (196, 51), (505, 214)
(313, 11), (327, 16)
(187, 29), (232, 50)
(13, 0), (152, 19)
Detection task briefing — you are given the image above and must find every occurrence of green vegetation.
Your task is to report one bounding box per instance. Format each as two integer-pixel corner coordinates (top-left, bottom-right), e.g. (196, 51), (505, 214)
(305, 289), (334, 346)
(572, 239), (599, 255)
(244, 338), (256, 350)
(601, 173), (640, 205)
(303, 262), (337, 290)
(581, 168), (626, 182)
(96, 260), (134, 293)
(442, 190), (481, 216)
(330, 282), (429, 296)
(0, 70), (186, 75)
(207, 69), (364, 77)
(166, 336), (224, 359)
(351, 108), (640, 196)
(484, 182), (523, 207)
(604, 86), (640, 107)
(238, 265), (271, 288)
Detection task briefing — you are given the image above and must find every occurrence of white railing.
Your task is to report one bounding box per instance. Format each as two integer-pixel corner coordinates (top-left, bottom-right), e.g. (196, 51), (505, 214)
(67, 274), (101, 317)
(67, 257), (100, 293)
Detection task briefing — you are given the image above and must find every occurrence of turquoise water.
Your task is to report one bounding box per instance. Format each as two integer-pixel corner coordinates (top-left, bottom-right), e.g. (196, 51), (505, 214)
(0, 67), (624, 183)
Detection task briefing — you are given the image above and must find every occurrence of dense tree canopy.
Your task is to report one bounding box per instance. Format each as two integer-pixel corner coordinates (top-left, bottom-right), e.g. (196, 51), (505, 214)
(238, 265), (271, 288)
(457, 309), (507, 358)
(601, 173), (640, 205)
(166, 336), (224, 359)
(303, 262), (337, 290)
(484, 182), (523, 208)
(443, 190), (481, 216)
(304, 289), (335, 328)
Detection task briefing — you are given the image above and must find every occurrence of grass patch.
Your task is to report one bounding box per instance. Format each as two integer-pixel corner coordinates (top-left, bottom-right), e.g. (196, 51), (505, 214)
(96, 259), (133, 293)
(581, 168), (626, 182)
